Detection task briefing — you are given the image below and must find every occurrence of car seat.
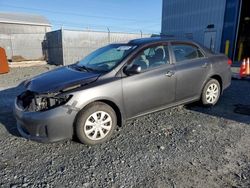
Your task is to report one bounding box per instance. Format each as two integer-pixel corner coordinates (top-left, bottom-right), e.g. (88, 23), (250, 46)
(150, 48), (165, 67)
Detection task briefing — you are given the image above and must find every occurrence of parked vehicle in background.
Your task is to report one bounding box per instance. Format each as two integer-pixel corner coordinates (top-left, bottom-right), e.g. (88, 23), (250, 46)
(14, 37), (232, 145)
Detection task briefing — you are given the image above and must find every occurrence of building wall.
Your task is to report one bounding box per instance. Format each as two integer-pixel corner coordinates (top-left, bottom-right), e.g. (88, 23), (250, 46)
(47, 29), (150, 65)
(221, 0), (241, 59)
(0, 23), (51, 34)
(0, 23), (51, 61)
(161, 0), (227, 52)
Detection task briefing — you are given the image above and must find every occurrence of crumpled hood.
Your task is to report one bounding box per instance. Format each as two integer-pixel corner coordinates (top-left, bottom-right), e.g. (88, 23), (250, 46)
(25, 66), (101, 93)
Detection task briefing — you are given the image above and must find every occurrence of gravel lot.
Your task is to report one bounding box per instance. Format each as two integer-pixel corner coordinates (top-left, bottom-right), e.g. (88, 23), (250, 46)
(0, 65), (250, 188)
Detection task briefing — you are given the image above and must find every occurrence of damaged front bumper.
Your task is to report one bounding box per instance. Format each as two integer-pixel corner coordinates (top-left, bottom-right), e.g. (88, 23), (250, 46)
(13, 91), (79, 143)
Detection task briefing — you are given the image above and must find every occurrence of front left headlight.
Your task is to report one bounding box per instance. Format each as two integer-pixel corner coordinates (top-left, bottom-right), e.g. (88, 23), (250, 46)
(18, 91), (72, 112)
(35, 94), (73, 111)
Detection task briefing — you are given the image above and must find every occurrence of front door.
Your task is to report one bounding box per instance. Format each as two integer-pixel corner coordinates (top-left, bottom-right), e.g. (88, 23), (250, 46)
(121, 44), (176, 118)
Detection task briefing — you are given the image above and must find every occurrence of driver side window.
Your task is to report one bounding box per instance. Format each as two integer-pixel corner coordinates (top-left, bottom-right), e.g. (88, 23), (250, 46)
(130, 44), (170, 71)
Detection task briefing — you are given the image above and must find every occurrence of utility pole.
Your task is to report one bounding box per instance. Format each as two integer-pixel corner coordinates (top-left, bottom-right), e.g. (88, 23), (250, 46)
(107, 27), (111, 43)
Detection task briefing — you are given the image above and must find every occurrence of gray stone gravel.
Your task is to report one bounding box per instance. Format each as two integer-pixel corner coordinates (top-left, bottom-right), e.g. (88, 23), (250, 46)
(0, 65), (250, 187)
(0, 65), (57, 88)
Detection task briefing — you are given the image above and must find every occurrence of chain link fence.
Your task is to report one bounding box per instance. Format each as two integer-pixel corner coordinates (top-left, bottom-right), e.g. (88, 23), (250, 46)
(46, 29), (151, 65)
(0, 28), (152, 65)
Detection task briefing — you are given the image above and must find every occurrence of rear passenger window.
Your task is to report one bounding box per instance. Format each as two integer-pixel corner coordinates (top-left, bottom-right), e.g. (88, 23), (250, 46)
(172, 44), (204, 62)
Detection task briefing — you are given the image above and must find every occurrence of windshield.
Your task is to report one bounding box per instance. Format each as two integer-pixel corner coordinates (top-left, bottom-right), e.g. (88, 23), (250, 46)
(75, 44), (137, 72)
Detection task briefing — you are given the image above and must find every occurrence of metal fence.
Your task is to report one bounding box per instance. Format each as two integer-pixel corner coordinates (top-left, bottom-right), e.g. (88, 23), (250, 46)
(0, 23), (51, 61)
(46, 29), (151, 65)
(0, 33), (47, 61)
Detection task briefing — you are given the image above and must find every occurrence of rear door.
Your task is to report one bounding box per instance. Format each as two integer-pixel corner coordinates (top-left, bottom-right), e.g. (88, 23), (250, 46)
(170, 42), (210, 101)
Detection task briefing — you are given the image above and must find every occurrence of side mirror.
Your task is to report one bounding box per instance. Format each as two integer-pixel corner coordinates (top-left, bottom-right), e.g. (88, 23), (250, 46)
(124, 64), (142, 75)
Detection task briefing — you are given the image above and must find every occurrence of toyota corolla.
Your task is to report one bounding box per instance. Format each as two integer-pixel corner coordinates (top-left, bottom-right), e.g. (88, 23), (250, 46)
(14, 37), (231, 145)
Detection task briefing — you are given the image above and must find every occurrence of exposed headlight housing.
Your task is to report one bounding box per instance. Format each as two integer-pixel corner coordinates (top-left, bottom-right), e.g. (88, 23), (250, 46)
(18, 91), (72, 112)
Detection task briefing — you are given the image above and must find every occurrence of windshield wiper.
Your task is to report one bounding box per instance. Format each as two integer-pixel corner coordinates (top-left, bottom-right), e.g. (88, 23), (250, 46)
(78, 65), (92, 72)
(70, 64), (93, 72)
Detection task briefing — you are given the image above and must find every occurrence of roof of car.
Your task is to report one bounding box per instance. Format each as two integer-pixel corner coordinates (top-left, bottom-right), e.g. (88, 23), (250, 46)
(0, 12), (51, 26)
(128, 37), (167, 45)
(128, 37), (193, 45)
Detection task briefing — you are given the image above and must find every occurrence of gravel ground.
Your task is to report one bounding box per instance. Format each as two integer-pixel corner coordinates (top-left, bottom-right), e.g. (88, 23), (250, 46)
(0, 65), (250, 188)
(0, 65), (57, 88)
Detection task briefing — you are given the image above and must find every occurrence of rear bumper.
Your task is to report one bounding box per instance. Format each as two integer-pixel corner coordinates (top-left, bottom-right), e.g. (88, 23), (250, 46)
(222, 66), (232, 91)
(13, 98), (78, 143)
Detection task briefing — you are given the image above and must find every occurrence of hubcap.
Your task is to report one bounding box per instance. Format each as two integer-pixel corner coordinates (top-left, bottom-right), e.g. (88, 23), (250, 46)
(205, 83), (219, 104)
(84, 111), (112, 141)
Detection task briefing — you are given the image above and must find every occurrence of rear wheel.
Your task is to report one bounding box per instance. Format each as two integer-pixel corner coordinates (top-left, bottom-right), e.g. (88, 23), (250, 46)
(76, 102), (117, 145)
(201, 79), (221, 106)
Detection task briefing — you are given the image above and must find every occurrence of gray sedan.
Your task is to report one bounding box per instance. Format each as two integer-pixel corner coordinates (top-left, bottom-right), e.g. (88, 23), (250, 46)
(14, 37), (231, 145)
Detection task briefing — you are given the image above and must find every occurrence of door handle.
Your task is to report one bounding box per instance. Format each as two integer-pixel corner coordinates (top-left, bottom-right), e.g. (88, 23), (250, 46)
(165, 71), (175, 77)
(201, 63), (208, 68)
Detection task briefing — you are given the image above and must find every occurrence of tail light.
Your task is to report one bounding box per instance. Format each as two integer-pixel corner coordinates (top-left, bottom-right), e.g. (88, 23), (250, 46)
(228, 59), (232, 66)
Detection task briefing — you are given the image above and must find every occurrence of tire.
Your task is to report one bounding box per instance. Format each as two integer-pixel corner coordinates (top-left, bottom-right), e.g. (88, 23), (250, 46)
(75, 102), (117, 145)
(201, 79), (221, 106)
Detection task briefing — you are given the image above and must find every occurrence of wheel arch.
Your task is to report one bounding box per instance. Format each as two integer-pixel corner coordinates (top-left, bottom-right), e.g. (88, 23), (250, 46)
(97, 99), (123, 127)
(209, 75), (223, 94)
(199, 74), (223, 101)
(74, 99), (124, 128)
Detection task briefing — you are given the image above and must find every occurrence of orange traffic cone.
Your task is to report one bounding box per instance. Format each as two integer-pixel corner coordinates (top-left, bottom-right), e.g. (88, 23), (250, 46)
(246, 58), (250, 76)
(0, 47), (9, 74)
(240, 59), (247, 77)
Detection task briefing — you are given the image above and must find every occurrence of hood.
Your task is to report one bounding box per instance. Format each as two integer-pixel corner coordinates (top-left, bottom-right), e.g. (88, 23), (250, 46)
(25, 66), (101, 93)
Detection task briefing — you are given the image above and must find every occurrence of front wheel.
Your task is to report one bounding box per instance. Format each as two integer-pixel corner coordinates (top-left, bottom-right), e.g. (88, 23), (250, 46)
(201, 79), (221, 106)
(75, 102), (117, 145)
